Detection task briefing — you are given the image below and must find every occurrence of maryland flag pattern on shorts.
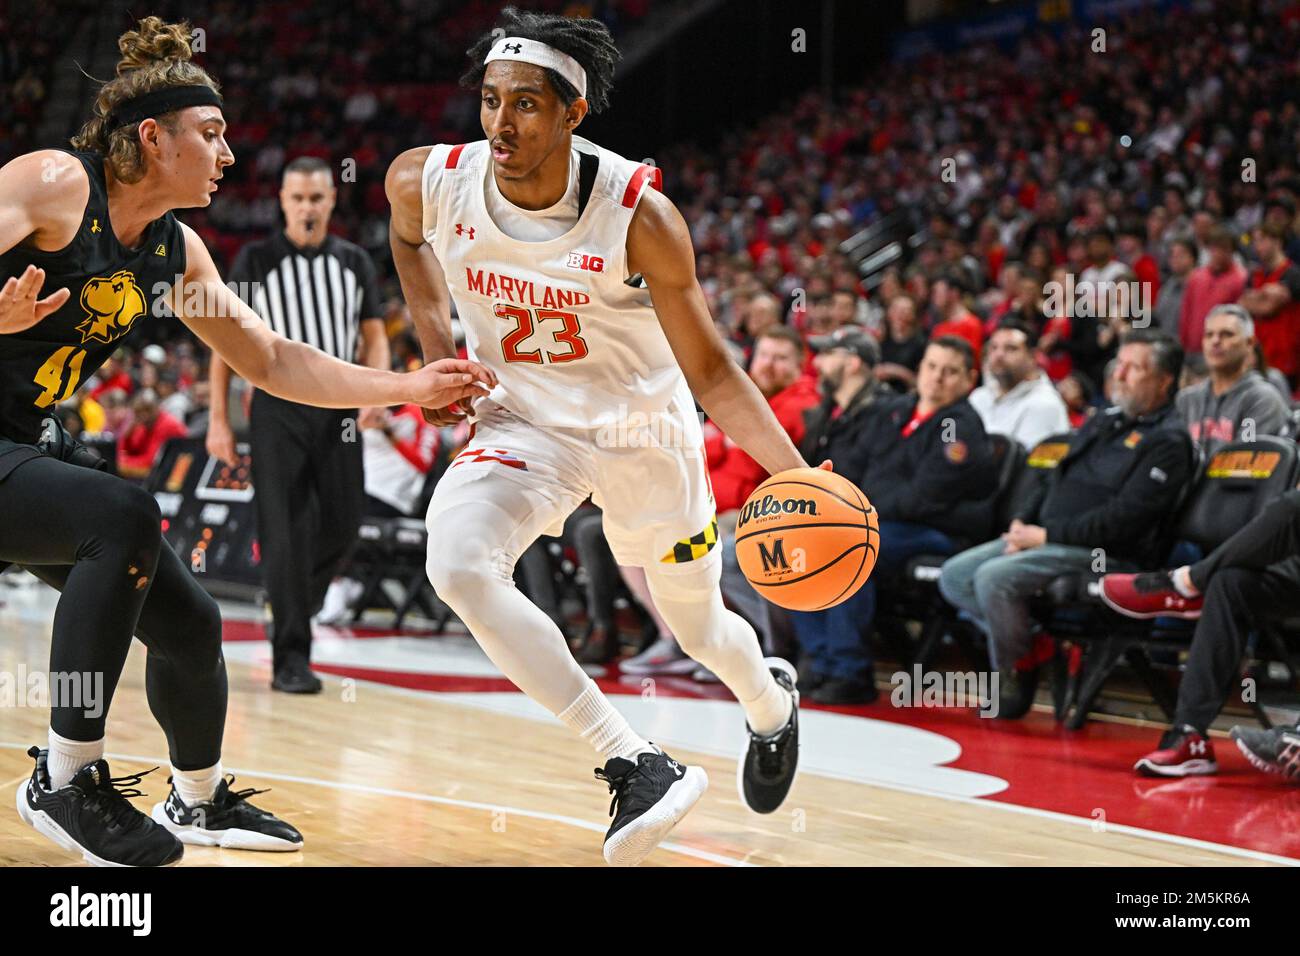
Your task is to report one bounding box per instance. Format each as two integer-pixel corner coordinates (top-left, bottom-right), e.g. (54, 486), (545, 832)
(660, 516), (719, 564)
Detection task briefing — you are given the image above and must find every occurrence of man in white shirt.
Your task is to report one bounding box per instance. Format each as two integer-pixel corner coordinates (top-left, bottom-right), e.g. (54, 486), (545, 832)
(969, 320), (1072, 450)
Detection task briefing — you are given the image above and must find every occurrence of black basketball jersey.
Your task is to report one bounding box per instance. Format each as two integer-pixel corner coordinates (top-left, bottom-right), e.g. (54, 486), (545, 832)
(0, 149), (187, 442)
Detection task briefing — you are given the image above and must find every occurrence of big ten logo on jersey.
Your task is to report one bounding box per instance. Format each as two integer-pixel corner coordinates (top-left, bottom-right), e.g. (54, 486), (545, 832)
(34, 270), (146, 409)
(565, 252), (604, 273)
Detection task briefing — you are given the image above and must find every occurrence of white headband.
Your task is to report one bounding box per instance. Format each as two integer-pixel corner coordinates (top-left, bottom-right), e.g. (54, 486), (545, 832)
(484, 36), (588, 99)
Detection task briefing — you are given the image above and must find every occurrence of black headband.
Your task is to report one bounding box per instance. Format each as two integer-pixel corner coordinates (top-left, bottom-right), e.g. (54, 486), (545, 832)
(108, 85), (224, 129)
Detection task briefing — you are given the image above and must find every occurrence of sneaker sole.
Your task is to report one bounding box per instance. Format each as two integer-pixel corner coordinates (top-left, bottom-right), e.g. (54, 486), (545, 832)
(602, 766), (708, 867)
(1098, 589), (1202, 620)
(737, 657), (800, 814)
(150, 804), (303, 851)
(1133, 757), (1218, 777)
(16, 786), (182, 867)
(1233, 735), (1285, 777)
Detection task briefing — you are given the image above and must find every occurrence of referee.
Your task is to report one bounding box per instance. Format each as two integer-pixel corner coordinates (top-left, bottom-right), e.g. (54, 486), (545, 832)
(207, 156), (389, 693)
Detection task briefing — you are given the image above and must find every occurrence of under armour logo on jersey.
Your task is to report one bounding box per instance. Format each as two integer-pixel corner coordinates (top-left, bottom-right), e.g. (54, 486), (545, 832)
(503, 42), (522, 53)
(566, 252), (604, 273)
(455, 223), (476, 240)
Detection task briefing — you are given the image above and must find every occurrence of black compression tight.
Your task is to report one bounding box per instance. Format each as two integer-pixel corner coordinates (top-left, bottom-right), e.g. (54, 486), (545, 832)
(0, 455), (226, 769)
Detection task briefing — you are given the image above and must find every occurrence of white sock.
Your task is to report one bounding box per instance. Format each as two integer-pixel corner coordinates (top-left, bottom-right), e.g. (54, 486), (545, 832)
(1172, 566), (1200, 597)
(171, 762), (222, 806)
(558, 679), (653, 763)
(742, 677), (794, 738)
(47, 729), (104, 790)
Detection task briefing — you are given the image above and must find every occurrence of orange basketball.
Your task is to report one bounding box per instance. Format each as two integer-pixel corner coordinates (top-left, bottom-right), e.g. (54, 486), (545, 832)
(735, 467), (879, 611)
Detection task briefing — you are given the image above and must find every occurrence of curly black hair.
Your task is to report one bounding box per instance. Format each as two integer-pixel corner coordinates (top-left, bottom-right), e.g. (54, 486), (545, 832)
(460, 6), (620, 114)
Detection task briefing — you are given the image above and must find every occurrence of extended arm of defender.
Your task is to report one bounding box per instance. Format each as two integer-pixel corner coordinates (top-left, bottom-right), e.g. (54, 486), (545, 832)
(172, 223), (493, 410)
(629, 189), (811, 477)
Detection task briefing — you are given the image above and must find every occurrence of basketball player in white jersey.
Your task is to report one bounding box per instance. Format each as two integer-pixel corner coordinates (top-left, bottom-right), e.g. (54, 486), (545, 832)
(386, 7), (823, 866)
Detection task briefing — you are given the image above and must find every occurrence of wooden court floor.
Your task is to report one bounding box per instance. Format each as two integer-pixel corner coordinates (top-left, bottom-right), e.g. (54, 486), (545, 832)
(0, 617), (1274, 868)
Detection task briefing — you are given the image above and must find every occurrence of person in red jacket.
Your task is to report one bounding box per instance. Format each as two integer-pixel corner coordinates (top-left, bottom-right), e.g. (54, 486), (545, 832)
(117, 388), (188, 480)
(1241, 222), (1300, 385)
(929, 273), (985, 366)
(704, 325), (820, 512)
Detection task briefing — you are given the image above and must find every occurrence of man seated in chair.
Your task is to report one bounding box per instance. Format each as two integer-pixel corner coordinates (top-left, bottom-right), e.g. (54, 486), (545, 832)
(939, 329), (1194, 718)
(1101, 488), (1300, 777)
(792, 336), (997, 705)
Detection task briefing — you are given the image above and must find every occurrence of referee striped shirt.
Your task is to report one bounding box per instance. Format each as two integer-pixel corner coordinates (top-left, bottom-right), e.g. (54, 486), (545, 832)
(229, 232), (382, 362)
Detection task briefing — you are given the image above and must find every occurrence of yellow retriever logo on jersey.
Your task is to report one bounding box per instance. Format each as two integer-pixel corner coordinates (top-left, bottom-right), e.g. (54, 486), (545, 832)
(77, 270), (145, 345)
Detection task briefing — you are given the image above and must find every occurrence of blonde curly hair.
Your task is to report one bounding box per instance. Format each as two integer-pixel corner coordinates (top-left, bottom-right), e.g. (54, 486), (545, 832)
(71, 16), (221, 184)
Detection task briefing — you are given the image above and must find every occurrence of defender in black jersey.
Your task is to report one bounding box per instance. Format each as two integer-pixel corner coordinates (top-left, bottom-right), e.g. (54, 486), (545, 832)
(0, 16), (494, 866)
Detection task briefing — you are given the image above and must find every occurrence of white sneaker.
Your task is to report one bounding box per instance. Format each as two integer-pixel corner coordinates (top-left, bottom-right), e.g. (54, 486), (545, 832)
(619, 636), (698, 676)
(316, 577), (363, 626)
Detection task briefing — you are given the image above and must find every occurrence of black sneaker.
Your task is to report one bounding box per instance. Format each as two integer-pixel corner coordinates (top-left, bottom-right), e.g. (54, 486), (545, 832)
(152, 775), (304, 850)
(739, 657), (800, 814)
(993, 666), (1038, 720)
(16, 747), (183, 867)
(1231, 724), (1300, 780)
(593, 745), (707, 866)
(272, 659), (322, 694)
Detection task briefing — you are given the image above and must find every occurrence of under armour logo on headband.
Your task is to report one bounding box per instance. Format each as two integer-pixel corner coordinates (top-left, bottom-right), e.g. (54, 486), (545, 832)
(484, 36), (587, 99)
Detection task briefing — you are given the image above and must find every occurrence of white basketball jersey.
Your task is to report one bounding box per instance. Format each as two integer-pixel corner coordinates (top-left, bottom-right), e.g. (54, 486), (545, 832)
(422, 136), (688, 430)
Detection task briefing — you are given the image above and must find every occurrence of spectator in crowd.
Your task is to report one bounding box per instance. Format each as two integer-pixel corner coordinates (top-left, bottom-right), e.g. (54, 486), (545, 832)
(1100, 491), (1300, 776)
(793, 336), (997, 705)
(969, 320), (1071, 450)
(63, 385), (105, 436)
(1116, 220), (1161, 300)
(116, 388), (188, 480)
(1247, 341), (1294, 404)
(1177, 304), (1289, 455)
(90, 353), (134, 401)
(939, 330), (1193, 717)
(1152, 237), (1197, 339)
(829, 289), (861, 329)
(156, 368), (193, 426)
(1180, 227), (1247, 357)
(876, 293), (927, 393)
(1056, 371), (1095, 428)
(800, 326), (883, 485)
(99, 388), (132, 437)
(1240, 222), (1300, 386)
(929, 274), (984, 365)
(1179, 352), (1209, 390)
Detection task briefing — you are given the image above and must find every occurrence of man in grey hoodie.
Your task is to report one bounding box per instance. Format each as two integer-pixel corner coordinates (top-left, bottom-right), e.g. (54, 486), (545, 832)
(1176, 303), (1289, 455)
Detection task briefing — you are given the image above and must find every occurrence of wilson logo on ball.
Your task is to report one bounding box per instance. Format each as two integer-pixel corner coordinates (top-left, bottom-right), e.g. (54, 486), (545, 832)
(738, 494), (819, 526)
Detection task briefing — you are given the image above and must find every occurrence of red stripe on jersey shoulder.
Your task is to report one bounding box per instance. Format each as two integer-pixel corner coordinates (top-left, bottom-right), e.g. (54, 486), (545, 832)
(621, 163), (663, 208)
(446, 143), (467, 169)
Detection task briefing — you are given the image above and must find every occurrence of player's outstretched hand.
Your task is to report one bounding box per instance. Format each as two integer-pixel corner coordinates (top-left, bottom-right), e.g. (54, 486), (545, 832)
(409, 358), (496, 412)
(0, 265), (69, 335)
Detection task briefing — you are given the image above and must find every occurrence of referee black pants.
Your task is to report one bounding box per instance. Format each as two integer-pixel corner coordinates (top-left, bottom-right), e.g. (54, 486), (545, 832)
(0, 447), (226, 769)
(1174, 490), (1300, 732)
(248, 391), (363, 673)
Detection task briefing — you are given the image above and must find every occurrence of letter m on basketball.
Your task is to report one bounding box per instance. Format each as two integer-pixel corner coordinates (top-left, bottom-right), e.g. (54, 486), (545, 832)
(759, 538), (789, 572)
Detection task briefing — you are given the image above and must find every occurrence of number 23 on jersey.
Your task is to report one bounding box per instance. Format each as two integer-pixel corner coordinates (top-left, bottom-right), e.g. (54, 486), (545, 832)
(494, 303), (589, 365)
